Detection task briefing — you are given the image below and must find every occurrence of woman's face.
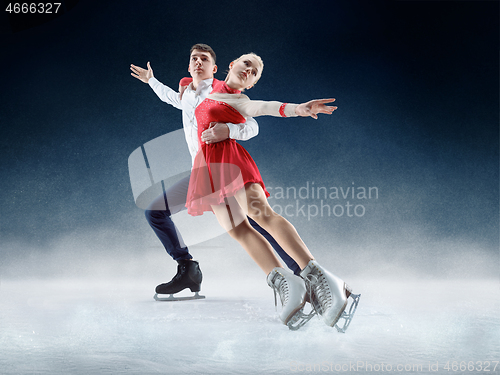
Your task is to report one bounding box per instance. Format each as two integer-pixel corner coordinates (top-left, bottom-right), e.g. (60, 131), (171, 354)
(226, 55), (262, 90)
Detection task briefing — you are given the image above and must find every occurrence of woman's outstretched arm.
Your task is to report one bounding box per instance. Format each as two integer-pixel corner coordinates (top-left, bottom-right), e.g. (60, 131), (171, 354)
(209, 94), (337, 119)
(295, 99), (337, 119)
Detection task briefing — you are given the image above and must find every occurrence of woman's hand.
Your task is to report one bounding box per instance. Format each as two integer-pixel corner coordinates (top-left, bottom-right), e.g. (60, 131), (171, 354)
(295, 98), (337, 119)
(130, 62), (154, 83)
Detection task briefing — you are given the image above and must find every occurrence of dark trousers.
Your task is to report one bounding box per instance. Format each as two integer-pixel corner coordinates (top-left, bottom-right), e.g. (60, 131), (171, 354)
(144, 176), (301, 275)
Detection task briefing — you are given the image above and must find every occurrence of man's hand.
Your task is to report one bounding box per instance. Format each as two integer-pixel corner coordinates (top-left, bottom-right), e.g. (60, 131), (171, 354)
(295, 98), (337, 119)
(201, 122), (230, 144)
(130, 62), (154, 83)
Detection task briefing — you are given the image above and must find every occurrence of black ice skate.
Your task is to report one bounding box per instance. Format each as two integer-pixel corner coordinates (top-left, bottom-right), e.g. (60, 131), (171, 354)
(154, 260), (205, 301)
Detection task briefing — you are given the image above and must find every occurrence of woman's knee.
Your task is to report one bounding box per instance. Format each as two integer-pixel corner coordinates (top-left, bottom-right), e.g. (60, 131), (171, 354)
(227, 220), (253, 241)
(249, 206), (282, 227)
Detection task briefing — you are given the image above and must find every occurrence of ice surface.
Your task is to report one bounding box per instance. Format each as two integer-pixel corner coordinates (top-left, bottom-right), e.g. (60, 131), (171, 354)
(1, 229), (498, 374)
(0, 275), (498, 375)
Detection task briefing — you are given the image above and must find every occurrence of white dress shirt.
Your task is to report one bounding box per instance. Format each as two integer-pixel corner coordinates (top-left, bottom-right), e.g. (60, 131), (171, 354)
(148, 77), (259, 164)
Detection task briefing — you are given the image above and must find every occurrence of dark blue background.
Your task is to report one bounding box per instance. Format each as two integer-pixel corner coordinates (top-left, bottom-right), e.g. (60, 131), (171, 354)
(1, 0), (498, 266)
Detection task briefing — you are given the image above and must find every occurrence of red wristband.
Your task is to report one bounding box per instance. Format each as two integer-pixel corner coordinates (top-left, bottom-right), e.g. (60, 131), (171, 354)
(279, 103), (288, 117)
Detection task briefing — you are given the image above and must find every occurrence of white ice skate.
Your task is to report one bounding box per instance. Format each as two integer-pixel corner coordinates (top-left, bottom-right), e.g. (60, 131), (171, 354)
(300, 260), (360, 333)
(267, 267), (315, 330)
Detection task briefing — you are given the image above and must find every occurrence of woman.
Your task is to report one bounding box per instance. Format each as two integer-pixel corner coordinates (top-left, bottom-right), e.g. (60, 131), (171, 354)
(185, 53), (359, 331)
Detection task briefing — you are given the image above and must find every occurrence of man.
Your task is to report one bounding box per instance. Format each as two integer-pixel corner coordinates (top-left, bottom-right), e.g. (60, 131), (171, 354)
(131, 44), (300, 300)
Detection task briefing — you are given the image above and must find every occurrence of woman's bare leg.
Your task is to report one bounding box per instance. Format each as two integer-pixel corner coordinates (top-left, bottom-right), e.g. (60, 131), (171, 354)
(235, 184), (314, 270)
(210, 196), (282, 275)
(214, 186), (359, 330)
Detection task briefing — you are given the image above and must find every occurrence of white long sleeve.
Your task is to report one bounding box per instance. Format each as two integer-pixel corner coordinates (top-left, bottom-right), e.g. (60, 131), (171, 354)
(148, 77), (182, 110)
(227, 116), (259, 140)
(207, 93), (299, 118)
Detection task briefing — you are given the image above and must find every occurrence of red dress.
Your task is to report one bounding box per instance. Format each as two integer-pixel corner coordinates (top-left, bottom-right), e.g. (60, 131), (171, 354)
(186, 80), (270, 216)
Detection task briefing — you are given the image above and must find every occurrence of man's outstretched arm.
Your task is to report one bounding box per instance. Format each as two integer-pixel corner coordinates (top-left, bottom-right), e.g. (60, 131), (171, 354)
(130, 62), (182, 109)
(130, 62), (153, 83)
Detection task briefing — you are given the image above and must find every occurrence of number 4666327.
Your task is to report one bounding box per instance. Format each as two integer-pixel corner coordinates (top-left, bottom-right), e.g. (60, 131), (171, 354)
(444, 361), (498, 372)
(5, 3), (62, 14)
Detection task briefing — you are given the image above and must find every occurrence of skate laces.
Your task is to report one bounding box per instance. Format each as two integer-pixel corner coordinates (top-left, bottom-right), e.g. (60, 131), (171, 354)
(270, 272), (289, 310)
(170, 264), (187, 283)
(305, 268), (332, 313)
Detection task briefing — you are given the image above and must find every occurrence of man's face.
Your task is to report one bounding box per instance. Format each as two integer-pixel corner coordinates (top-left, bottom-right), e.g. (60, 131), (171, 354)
(188, 50), (217, 81)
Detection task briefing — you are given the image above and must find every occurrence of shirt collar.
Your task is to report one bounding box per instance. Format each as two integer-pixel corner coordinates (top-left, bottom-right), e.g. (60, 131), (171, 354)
(191, 78), (214, 95)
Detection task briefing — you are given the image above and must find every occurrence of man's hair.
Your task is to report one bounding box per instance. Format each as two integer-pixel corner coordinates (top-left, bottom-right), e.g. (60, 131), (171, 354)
(190, 43), (216, 64)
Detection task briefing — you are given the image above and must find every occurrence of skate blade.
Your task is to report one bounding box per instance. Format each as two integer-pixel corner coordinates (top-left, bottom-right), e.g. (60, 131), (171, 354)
(287, 309), (317, 331)
(154, 291), (206, 302)
(334, 293), (360, 333)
